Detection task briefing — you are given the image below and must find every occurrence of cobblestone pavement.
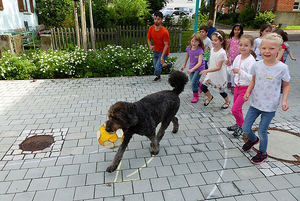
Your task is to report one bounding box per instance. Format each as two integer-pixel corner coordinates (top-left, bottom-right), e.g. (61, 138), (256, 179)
(0, 42), (299, 201)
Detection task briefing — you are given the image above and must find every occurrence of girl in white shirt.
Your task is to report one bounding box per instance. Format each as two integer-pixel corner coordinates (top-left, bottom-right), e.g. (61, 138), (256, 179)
(226, 35), (256, 137)
(253, 24), (272, 61)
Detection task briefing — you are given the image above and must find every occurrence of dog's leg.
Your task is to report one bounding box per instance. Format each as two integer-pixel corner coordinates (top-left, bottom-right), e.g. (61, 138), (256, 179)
(172, 116), (179, 133)
(106, 135), (132, 173)
(148, 134), (160, 155)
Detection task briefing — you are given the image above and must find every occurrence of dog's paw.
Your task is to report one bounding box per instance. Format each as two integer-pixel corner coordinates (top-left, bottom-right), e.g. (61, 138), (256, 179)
(106, 164), (118, 173)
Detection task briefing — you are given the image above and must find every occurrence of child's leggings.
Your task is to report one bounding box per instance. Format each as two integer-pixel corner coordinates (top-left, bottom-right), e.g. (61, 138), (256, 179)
(232, 85), (249, 127)
(242, 106), (276, 154)
(201, 84), (228, 98)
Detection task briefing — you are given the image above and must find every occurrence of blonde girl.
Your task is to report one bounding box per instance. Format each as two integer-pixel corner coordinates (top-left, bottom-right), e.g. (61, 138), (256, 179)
(200, 30), (230, 109)
(181, 33), (205, 103)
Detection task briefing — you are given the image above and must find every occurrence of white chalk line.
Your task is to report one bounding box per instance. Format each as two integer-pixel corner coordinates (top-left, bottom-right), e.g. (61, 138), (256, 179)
(187, 104), (228, 200)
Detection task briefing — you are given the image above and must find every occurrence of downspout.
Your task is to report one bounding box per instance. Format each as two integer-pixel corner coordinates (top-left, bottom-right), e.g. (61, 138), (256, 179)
(270, 0), (276, 11)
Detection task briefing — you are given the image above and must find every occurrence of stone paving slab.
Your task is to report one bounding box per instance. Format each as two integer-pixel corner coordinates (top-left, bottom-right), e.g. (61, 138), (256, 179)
(0, 42), (300, 200)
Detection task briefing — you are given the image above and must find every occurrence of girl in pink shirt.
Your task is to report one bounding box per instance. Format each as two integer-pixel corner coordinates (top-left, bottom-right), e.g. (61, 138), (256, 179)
(226, 23), (244, 93)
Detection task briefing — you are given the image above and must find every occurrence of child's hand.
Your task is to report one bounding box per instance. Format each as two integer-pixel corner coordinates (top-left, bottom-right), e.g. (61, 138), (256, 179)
(292, 57), (297, 61)
(187, 69), (192, 75)
(232, 68), (240, 74)
(200, 70), (208, 75)
(243, 93), (249, 102)
(282, 101), (289, 111)
(225, 58), (231, 66)
(180, 66), (185, 71)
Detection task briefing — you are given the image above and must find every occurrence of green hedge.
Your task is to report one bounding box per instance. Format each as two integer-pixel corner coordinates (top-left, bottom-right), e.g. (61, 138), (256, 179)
(0, 45), (177, 80)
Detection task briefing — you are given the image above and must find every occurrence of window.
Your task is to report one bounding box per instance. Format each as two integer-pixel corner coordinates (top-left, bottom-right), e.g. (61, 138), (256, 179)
(17, 0), (34, 13)
(294, 1), (300, 10)
(257, 0), (261, 11)
(0, 0), (3, 10)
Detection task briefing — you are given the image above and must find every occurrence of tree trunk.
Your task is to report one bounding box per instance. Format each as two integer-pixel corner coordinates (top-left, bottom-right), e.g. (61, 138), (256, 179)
(74, 1), (80, 48)
(80, 0), (87, 51)
(209, 0), (216, 21)
(89, 0), (96, 50)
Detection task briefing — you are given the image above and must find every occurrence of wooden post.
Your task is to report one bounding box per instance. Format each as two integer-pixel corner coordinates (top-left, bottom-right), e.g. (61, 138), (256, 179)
(89, 0), (96, 50)
(74, 1), (80, 47)
(13, 34), (23, 55)
(80, 0), (87, 51)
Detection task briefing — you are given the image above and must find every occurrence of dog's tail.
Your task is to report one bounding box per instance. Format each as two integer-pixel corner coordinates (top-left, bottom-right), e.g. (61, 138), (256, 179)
(168, 71), (188, 95)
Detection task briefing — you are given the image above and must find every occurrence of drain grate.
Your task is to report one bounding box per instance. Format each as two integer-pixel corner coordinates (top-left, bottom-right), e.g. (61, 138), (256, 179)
(19, 135), (54, 151)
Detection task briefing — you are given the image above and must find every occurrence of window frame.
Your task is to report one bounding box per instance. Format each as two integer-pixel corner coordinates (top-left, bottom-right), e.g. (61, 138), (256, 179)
(18, 0), (34, 13)
(0, 0), (4, 10)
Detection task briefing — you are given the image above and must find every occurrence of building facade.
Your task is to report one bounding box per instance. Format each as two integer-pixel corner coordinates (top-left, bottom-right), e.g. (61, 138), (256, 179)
(0, 0), (38, 33)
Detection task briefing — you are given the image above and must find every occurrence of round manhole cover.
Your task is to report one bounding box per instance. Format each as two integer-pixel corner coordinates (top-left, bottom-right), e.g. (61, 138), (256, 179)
(19, 135), (54, 151)
(243, 128), (300, 165)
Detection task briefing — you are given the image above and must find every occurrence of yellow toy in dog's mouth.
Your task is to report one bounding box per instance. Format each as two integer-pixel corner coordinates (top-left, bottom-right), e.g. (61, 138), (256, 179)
(97, 124), (124, 149)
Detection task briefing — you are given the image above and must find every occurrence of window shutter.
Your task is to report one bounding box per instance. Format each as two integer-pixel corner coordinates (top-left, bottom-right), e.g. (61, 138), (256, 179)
(0, 0), (4, 10)
(18, 0), (24, 12)
(29, 0), (34, 13)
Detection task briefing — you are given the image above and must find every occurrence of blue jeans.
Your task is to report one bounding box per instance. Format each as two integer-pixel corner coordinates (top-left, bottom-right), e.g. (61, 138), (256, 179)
(153, 51), (168, 75)
(242, 106), (276, 153)
(190, 70), (201, 92)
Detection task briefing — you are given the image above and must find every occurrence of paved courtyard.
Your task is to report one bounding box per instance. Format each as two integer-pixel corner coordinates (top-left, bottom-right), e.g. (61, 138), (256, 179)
(0, 41), (300, 201)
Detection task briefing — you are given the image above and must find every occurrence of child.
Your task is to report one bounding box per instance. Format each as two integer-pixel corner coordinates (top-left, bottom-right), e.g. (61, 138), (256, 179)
(226, 35), (256, 136)
(181, 33), (205, 103)
(226, 23), (244, 93)
(253, 24), (272, 61)
(206, 20), (217, 39)
(271, 23), (276, 32)
(273, 29), (288, 62)
(199, 26), (212, 70)
(200, 30), (230, 109)
(283, 42), (297, 63)
(242, 33), (290, 164)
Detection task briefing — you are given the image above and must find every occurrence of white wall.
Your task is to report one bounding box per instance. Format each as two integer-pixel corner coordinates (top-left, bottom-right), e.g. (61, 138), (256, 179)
(0, 0), (38, 33)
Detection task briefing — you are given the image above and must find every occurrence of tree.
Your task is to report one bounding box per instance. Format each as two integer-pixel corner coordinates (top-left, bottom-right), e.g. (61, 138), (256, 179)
(108, 0), (150, 26)
(147, 0), (167, 13)
(36, 0), (74, 28)
(209, 0), (216, 21)
(85, 0), (110, 29)
(222, 0), (246, 13)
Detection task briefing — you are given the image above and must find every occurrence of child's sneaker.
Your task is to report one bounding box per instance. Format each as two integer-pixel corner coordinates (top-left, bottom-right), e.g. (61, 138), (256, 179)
(242, 137), (260, 152)
(233, 126), (243, 137)
(251, 151), (268, 164)
(167, 63), (172, 73)
(227, 124), (238, 131)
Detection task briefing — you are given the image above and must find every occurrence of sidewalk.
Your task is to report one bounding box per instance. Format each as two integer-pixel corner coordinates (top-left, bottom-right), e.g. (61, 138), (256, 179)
(0, 43), (299, 201)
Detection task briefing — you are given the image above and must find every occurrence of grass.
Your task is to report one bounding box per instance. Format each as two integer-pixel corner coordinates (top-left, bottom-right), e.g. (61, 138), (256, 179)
(282, 26), (300, 30)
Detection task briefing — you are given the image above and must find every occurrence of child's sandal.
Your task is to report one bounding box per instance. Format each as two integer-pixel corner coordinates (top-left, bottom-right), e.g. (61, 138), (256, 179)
(204, 96), (213, 106)
(221, 101), (230, 109)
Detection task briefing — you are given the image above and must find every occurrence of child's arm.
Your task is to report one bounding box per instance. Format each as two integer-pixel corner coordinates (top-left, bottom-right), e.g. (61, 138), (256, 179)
(243, 75), (255, 102)
(282, 81), (290, 111)
(226, 43), (230, 56)
(288, 50), (297, 61)
(188, 55), (203, 74)
(181, 53), (189, 71)
(200, 60), (223, 75)
(277, 49), (285, 61)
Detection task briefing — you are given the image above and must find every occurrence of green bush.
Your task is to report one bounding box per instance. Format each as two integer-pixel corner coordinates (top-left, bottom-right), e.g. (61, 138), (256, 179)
(254, 11), (276, 29)
(0, 45), (177, 80)
(238, 7), (257, 27)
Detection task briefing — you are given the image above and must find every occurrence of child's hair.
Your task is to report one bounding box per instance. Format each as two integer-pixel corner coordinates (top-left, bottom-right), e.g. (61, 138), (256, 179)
(189, 33), (204, 50)
(260, 33), (283, 49)
(199, 25), (209, 33)
(211, 30), (227, 49)
(229, 23), (244, 39)
(240, 34), (254, 46)
(206, 20), (213, 28)
(240, 34), (256, 58)
(154, 11), (163, 19)
(273, 28), (288, 42)
(259, 24), (272, 36)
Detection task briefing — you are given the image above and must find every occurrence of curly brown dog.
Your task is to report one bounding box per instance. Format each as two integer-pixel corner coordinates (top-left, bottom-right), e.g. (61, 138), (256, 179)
(105, 71), (188, 172)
